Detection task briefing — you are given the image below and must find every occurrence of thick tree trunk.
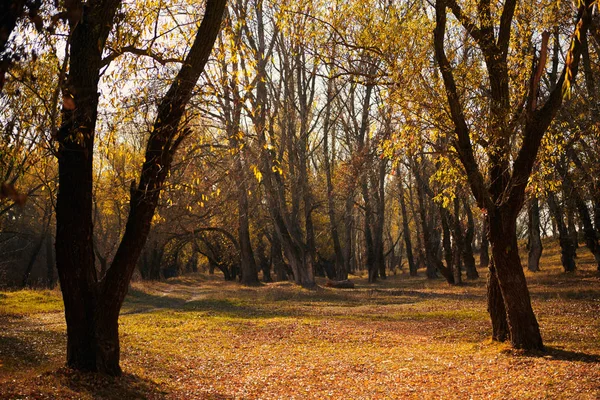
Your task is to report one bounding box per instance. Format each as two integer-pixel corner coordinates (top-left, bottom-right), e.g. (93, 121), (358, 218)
(55, 0), (112, 372)
(488, 211), (543, 350)
(54, 0), (226, 375)
(527, 197), (543, 272)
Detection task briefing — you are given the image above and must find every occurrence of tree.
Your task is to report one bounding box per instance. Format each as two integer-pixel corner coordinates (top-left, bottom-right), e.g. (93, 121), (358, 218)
(433, 0), (594, 349)
(54, 0), (226, 375)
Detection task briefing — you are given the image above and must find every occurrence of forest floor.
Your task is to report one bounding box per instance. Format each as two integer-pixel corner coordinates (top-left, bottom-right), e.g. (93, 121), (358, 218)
(0, 243), (599, 399)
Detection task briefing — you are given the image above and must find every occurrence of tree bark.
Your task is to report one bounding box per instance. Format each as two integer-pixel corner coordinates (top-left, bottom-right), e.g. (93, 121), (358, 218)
(527, 197), (543, 272)
(479, 218), (490, 269)
(462, 199), (479, 279)
(21, 233), (45, 287)
(322, 70), (346, 280)
(398, 173), (417, 276)
(547, 192), (577, 272)
(488, 210), (543, 349)
(54, 0), (226, 375)
(46, 233), (56, 288)
(487, 258), (509, 342)
(558, 166), (600, 270)
(434, 0), (592, 350)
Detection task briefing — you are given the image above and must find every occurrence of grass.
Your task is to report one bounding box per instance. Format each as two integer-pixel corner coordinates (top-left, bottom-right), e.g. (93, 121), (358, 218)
(0, 243), (599, 399)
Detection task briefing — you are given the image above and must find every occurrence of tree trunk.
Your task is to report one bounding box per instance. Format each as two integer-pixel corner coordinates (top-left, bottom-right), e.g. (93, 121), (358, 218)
(488, 210), (543, 350)
(237, 157), (259, 286)
(451, 198), (463, 285)
(558, 165), (600, 270)
(462, 199), (479, 279)
(343, 195), (354, 276)
(322, 68), (346, 281)
(480, 218), (490, 268)
(440, 207), (453, 276)
(527, 197), (543, 272)
(566, 204), (579, 250)
(270, 230), (288, 281)
(224, 45), (259, 286)
(547, 192), (577, 272)
(54, 0), (226, 375)
(373, 158), (387, 280)
(398, 174), (417, 276)
(46, 233), (56, 288)
(487, 258), (509, 342)
(21, 233), (45, 287)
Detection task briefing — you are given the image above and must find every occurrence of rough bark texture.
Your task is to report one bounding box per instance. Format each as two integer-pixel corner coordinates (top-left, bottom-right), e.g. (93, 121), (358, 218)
(488, 210), (543, 349)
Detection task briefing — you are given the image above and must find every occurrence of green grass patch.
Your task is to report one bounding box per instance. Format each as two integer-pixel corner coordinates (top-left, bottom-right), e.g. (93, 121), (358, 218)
(0, 289), (63, 316)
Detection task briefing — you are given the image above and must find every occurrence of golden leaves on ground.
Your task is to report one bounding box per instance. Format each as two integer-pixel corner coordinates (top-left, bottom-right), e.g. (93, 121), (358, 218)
(1, 247), (599, 399)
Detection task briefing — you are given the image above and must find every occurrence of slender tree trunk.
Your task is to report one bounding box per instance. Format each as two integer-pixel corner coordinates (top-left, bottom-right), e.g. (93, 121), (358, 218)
(236, 154), (259, 285)
(373, 159), (387, 280)
(21, 233), (45, 287)
(547, 192), (577, 272)
(462, 199), (478, 279)
(480, 218), (490, 268)
(415, 172), (437, 279)
(558, 165), (600, 269)
(527, 197), (543, 272)
(322, 67), (346, 280)
(398, 174), (417, 276)
(407, 181), (425, 268)
(566, 204), (579, 250)
(440, 207), (453, 276)
(343, 195), (354, 276)
(46, 233), (56, 288)
(451, 198), (463, 285)
(223, 43), (259, 286)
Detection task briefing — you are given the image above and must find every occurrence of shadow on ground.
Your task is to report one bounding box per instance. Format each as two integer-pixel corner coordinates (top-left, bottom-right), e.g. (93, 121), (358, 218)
(1, 368), (170, 400)
(121, 282), (447, 320)
(516, 347), (600, 363)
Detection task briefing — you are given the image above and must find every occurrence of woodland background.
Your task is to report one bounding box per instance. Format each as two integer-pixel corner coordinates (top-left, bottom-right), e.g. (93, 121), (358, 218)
(0, 0), (599, 396)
